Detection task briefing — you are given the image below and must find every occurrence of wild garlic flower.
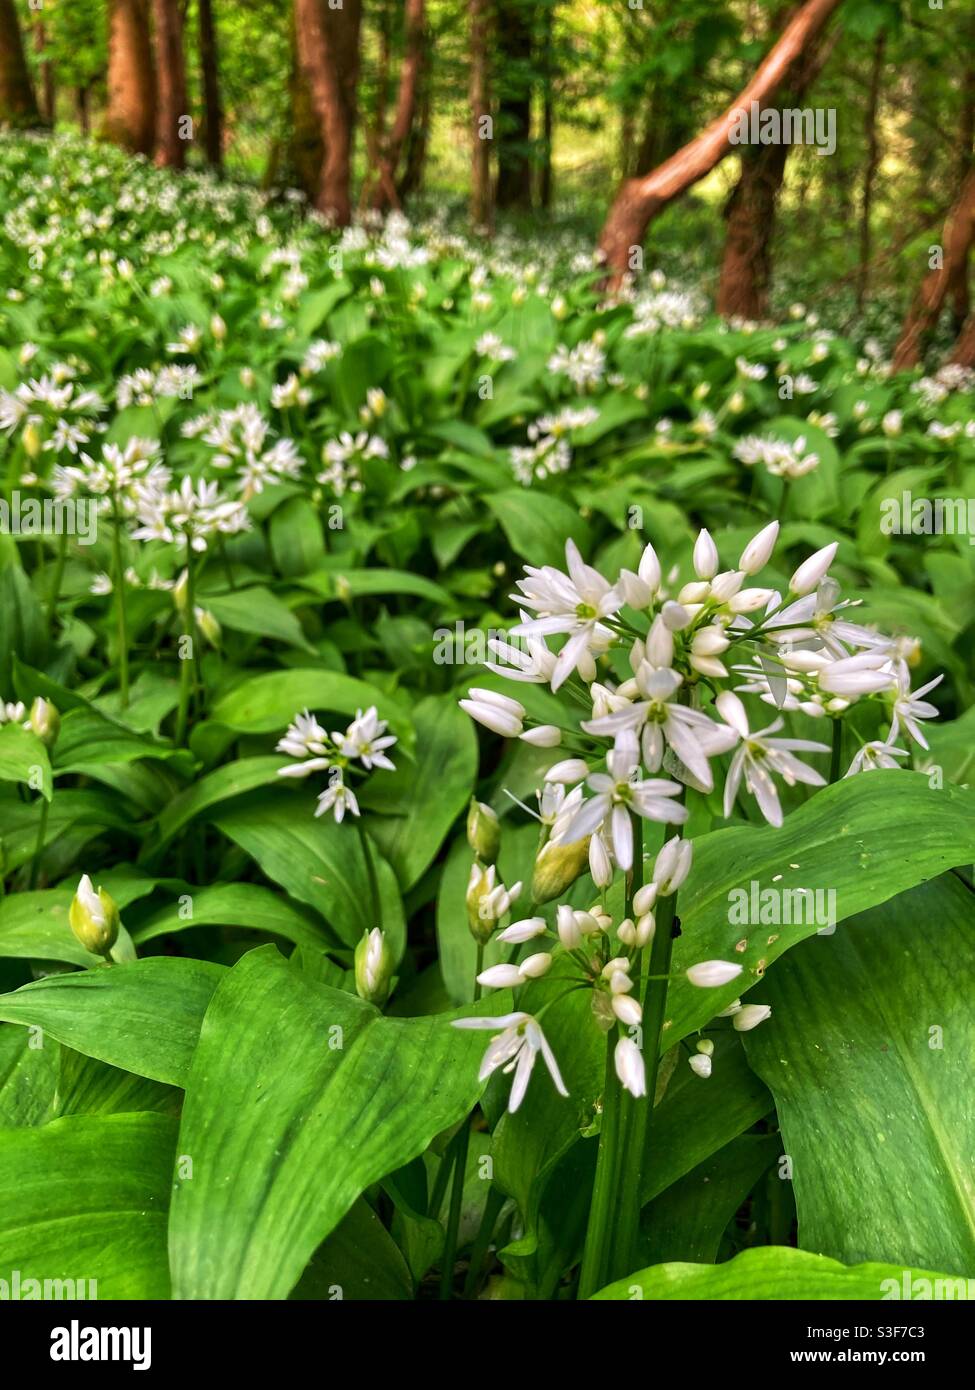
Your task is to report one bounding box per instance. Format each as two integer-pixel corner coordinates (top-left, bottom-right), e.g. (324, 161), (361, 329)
(131, 474), (249, 551)
(451, 1013), (567, 1114)
(275, 706), (397, 821)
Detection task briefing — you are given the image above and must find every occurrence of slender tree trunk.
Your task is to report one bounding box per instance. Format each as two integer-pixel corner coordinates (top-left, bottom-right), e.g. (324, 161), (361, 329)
(398, 27), (431, 199)
(372, 0), (425, 211)
(892, 168), (975, 370)
(76, 85), (91, 136)
(495, 0), (533, 210)
(33, 18), (56, 123)
(103, 0), (157, 155)
(598, 0), (844, 282)
(295, 0), (362, 225)
(856, 33), (885, 310)
(0, 0), (40, 127)
(949, 309), (975, 368)
(470, 0), (493, 230)
(537, 1), (555, 209)
(198, 0), (223, 170)
(716, 22), (839, 320)
(153, 0), (188, 168)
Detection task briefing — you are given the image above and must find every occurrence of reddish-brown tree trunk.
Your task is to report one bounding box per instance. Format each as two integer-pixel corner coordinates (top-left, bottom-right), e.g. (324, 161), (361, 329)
(398, 34), (431, 199)
(598, 0), (844, 281)
(103, 0), (157, 155)
(716, 21), (839, 321)
(893, 168), (975, 371)
(371, 0), (425, 210)
(153, 0), (188, 168)
(949, 310), (975, 368)
(33, 18), (56, 123)
(198, 0), (223, 170)
(470, 0), (493, 230)
(288, 8), (323, 201)
(0, 0), (40, 127)
(495, 0), (533, 210)
(295, 0), (362, 225)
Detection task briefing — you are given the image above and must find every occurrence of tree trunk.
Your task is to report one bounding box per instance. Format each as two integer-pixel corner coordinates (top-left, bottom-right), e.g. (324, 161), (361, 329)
(892, 168), (975, 371)
(103, 0), (156, 155)
(716, 20), (839, 321)
(153, 0), (188, 168)
(470, 0), (493, 230)
(0, 0), (40, 128)
(495, 0), (533, 211)
(75, 85), (91, 136)
(288, 7), (323, 200)
(398, 31), (431, 199)
(856, 33), (885, 310)
(538, 0), (554, 209)
(949, 309), (975, 368)
(33, 18), (56, 124)
(372, 0), (425, 211)
(198, 0), (223, 170)
(598, 0), (844, 282)
(295, 0), (362, 226)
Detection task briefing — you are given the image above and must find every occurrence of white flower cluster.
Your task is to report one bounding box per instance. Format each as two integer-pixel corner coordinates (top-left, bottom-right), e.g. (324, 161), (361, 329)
(454, 522), (942, 1114)
(732, 432), (820, 479)
(509, 406), (599, 485)
(275, 706), (397, 822)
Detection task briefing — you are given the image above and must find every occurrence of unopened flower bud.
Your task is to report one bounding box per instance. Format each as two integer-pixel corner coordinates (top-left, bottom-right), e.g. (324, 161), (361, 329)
(196, 607), (221, 647)
(69, 874), (119, 959)
(686, 960), (743, 988)
(467, 799), (501, 864)
(689, 1052), (712, 1078)
(532, 836), (590, 903)
(695, 1037), (715, 1056)
(22, 421), (42, 459)
(733, 1004), (772, 1032)
(28, 697), (60, 749)
(354, 927), (394, 1006)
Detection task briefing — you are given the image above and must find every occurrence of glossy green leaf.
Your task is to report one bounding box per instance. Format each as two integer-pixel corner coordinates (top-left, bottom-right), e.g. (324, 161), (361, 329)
(0, 1112), (175, 1299)
(744, 875), (975, 1275)
(169, 947), (504, 1298)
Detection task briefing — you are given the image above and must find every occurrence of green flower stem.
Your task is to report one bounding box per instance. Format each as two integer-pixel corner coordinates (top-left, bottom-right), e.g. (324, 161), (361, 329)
(111, 493), (129, 709)
(830, 717), (843, 783)
(462, 1182), (506, 1298)
(28, 796), (50, 891)
(578, 813), (645, 1298)
(45, 530), (68, 637)
(439, 945), (484, 1300)
(174, 544), (197, 748)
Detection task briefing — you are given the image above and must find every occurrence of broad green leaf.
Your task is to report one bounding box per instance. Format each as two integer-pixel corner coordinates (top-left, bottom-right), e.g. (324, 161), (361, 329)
(293, 1199), (413, 1300)
(132, 882), (330, 952)
(593, 1245), (970, 1301)
(169, 947), (505, 1299)
(361, 694), (477, 890)
(216, 789), (405, 953)
(207, 668), (412, 750)
(55, 1050), (180, 1119)
(0, 1112), (175, 1299)
(744, 876), (975, 1276)
(486, 489), (590, 568)
(0, 871), (161, 965)
(0, 958), (224, 1087)
(299, 566), (454, 607)
(666, 773), (975, 1046)
(0, 1024), (58, 1127)
(52, 705), (190, 775)
(0, 723), (52, 801)
(142, 754), (288, 857)
(206, 585), (315, 652)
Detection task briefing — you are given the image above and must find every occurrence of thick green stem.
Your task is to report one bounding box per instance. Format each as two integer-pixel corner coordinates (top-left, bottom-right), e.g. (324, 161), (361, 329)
(829, 717), (843, 783)
(111, 495), (129, 708)
(439, 945), (484, 1299)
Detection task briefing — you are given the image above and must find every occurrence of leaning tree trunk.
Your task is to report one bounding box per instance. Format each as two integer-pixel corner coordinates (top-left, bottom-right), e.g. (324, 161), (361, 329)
(949, 309), (975, 368)
(495, 0), (533, 210)
(153, 0), (188, 168)
(892, 168), (975, 371)
(470, 0), (493, 230)
(0, 0), (40, 128)
(598, 0), (844, 282)
(295, 0), (363, 226)
(716, 21), (839, 321)
(398, 34), (431, 199)
(371, 0), (425, 211)
(198, 0), (223, 170)
(103, 0), (157, 155)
